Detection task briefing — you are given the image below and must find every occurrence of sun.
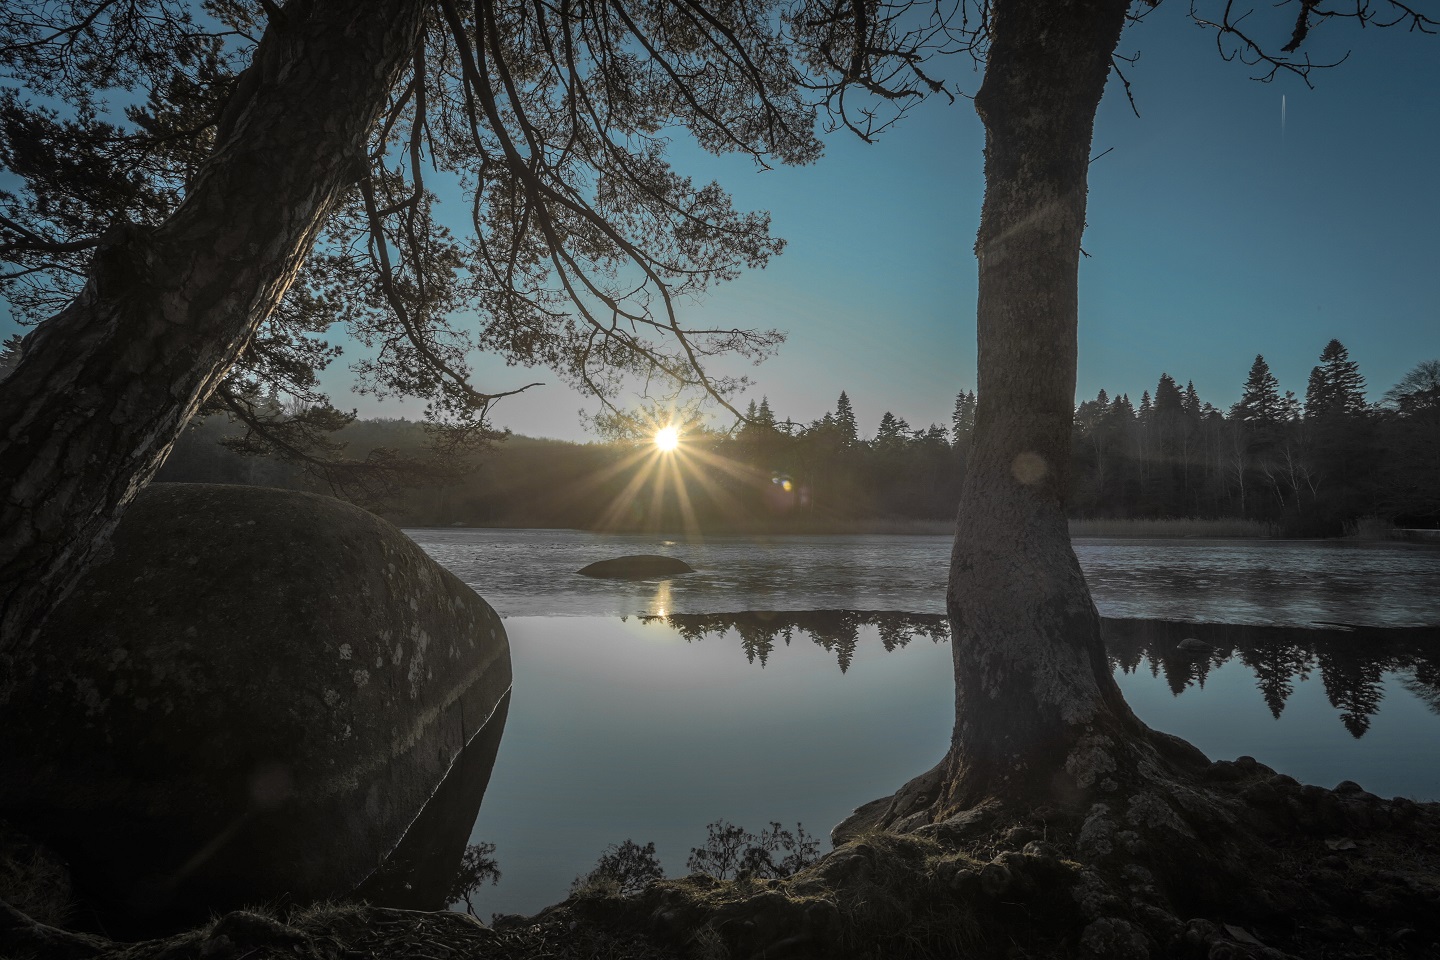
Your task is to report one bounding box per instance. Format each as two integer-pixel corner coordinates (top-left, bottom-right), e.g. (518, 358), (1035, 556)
(654, 425), (681, 452)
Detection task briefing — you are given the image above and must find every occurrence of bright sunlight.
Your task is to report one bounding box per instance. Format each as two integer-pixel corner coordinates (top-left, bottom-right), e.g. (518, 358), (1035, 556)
(654, 425), (680, 452)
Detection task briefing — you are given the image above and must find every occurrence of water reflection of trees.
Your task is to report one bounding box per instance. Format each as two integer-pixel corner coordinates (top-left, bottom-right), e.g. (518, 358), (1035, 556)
(1100, 620), (1440, 739)
(642, 611), (948, 672)
(644, 611), (1440, 737)
(1401, 658), (1440, 715)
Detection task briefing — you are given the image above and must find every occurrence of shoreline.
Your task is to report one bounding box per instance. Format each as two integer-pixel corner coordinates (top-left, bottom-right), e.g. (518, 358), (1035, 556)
(402, 516), (1437, 541)
(9, 771), (1439, 960)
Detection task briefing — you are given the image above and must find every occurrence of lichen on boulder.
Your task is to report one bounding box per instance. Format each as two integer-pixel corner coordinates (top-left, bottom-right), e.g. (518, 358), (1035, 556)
(0, 483), (512, 935)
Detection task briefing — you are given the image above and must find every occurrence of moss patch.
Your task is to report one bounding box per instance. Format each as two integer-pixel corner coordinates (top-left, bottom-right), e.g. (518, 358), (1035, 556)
(4, 761), (1439, 959)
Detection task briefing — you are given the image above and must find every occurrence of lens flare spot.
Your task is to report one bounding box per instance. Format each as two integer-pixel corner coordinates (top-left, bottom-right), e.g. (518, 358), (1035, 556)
(1011, 451), (1047, 485)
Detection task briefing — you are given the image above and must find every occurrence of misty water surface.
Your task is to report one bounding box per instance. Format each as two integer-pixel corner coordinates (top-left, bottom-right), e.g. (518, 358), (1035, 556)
(405, 528), (1440, 918)
(412, 528), (1440, 626)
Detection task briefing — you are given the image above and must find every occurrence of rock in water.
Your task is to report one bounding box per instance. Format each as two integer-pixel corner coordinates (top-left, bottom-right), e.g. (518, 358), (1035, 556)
(576, 555), (695, 579)
(0, 484), (512, 934)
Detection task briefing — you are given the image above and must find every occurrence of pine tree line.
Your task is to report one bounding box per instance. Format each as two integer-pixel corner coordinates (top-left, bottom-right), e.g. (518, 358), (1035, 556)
(148, 342), (1440, 532)
(688, 342), (1437, 532)
(1071, 343), (1438, 533)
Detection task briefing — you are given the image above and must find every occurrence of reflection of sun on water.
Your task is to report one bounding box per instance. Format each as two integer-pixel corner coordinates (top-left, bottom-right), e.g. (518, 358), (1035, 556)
(655, 426), (680, 452)
(649, 579), (672, 619)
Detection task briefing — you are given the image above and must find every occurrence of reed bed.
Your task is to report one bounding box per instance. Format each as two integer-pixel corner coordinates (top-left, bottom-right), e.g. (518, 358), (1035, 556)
(796, 517), (954, 536)
(501, 517), (1289, 538)
(1067, 517), (1276, 539)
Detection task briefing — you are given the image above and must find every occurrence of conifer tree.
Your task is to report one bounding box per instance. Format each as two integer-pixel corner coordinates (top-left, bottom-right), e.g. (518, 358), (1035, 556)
(834, 391), (858, 449)
(1147, 374), (1187, 512)
(1074, 390), (1108, 434)
(1226, 356), (1290, 515)
(1304, 339), (1367, 419)
(1179, 381), (1205, 508)
(1183, 381), (1201, 418)
(1305, 368), (1327, 417)
(875, 411), (910, 445)
(1280, 390), (1302, 422)
(1152, 375), (1184, 453)
(1230, 356), (1285, 425)
(1301, 341), (1373, 528)
(756, 397), (777, 428)
(951, 390), (977, 442)
(0, 335), (21, 381)
(1154, 374), (1184, 417)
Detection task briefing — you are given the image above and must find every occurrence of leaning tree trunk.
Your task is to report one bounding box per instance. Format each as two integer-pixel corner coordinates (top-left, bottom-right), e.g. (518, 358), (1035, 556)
(0, 0), (425, 658)
(939, 0), (1157, 813)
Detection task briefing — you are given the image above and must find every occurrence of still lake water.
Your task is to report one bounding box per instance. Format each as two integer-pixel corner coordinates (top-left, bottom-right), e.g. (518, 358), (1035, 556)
(406, 528), (1440, 918)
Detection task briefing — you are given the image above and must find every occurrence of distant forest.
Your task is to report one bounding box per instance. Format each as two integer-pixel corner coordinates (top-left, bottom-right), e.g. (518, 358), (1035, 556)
(150, 340), (1440, 536)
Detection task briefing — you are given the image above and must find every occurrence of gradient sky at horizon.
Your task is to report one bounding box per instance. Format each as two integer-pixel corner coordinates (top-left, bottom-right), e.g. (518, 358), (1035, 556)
(4, 4), (1436, 443)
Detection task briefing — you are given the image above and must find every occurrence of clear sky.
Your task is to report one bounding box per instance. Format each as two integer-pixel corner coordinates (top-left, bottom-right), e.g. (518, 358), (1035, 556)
(440, 6), (1440, 441)
(5, 5), (1436, 442)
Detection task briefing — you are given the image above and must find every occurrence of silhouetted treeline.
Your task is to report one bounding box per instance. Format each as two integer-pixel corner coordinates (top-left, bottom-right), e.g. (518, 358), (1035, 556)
(157, 389), (967, 529)
(157, 344), (1440, 533)
(1071, 346), (1440, 535)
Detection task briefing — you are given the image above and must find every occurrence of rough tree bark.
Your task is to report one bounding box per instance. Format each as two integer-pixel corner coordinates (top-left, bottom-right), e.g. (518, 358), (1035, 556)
(939, 0), (1149, 813)
(836, 0), (1214, 836)
(0, 0), (425, 659)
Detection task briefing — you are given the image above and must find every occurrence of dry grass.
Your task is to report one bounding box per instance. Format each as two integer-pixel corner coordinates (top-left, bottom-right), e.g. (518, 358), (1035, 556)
(1345, 516), (1402, 540)
(466, 516), (1299, 539)
(586, 516), (957, 536)
(0, 821), (73, 928)
(1067, 517), (1276, 539)
(791, 518), (953, 536)
(445, 515), (1323, 539)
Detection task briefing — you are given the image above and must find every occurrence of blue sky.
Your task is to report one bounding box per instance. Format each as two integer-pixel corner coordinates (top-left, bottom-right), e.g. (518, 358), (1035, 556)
(455, 5), (1440, 440)
(5, 4), (1436, 442)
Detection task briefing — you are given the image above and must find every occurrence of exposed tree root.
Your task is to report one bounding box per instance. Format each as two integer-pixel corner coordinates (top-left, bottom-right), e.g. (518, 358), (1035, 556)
(642, 746), (1440, 959)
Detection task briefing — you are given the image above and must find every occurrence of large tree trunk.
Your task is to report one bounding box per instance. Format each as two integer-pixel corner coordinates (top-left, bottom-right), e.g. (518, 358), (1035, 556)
(833, 4), (1173, 837)
(0, 0), (425, 657)
(938, 0), (1157, 813)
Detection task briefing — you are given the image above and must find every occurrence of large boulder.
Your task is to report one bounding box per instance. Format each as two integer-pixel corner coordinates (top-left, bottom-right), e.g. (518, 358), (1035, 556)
(0, 484), (511, 934)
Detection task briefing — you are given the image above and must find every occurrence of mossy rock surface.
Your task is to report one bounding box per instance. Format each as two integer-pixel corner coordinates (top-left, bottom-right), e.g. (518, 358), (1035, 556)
(0, 483), (512, 935)
(577, 555), (695, 579)
(7, 765), (1440, 959)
